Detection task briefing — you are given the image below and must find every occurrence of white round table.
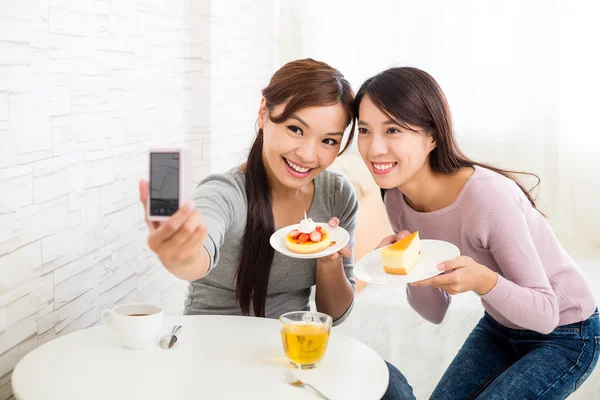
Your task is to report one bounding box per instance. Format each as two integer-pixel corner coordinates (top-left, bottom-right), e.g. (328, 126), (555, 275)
(12, 315), (389, 400)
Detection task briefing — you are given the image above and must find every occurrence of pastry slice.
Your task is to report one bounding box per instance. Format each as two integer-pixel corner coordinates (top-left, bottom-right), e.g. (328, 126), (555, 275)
(381, 231), (421, 275)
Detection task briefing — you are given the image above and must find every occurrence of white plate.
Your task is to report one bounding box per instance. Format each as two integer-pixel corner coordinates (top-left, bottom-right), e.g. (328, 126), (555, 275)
(270, 222), (350, 259)
(354, 239), (460, 284)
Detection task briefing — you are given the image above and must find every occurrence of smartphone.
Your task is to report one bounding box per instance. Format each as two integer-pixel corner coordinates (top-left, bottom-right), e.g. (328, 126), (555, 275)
(148, 148), (185, 221)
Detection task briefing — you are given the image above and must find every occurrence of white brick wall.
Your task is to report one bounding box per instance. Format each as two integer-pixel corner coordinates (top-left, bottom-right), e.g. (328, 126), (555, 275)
(208, 1), (277, 173)
(0, 0), (277, 398)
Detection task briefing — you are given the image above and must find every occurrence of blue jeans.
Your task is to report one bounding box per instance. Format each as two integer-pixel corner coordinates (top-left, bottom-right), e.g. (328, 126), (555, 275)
(381, 361), (416, 400)
(430, 308), (600, 399)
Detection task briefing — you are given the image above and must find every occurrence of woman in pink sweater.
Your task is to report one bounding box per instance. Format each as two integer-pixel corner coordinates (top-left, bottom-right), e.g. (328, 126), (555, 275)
(355, 67), (599, 399)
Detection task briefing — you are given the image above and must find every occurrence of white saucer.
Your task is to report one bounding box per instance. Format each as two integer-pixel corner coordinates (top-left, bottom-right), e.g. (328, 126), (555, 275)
(354, 239), (460, 284)
(269, 222), (350, 259)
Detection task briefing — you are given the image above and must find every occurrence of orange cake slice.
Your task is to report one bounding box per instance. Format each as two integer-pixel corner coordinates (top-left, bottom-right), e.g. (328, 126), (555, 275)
(381, 231), (421, 275)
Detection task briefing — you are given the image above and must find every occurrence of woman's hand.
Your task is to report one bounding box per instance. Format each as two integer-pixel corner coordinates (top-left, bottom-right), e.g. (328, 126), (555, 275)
(410, 255), (498, 295)
(139, 180), (208, 274)
(314, 216), (354, 320)
(318, 217), (351, 263)
(376, 230), (411, 249)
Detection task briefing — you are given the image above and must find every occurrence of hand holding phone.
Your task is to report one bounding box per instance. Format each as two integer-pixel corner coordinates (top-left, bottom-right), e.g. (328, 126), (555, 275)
(139, 179), (210, 278)
(139, 148), (211, 280)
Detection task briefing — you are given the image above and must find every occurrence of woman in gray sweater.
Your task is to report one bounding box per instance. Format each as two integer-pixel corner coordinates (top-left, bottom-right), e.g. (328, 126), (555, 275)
(139, 58), (415, 400)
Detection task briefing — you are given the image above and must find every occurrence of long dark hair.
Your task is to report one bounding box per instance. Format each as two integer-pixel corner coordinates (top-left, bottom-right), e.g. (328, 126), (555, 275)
(354, 67), (544, 214)
(237, 58), (355, 317)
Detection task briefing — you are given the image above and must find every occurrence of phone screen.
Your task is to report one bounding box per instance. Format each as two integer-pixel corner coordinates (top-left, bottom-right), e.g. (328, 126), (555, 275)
(150, 152), (180, 216)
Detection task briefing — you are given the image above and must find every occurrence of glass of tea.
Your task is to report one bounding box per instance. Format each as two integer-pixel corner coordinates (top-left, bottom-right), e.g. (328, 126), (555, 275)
(279, 311), (332, 369)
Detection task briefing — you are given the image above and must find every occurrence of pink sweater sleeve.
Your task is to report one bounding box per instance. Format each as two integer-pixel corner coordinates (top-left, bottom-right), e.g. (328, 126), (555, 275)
(387, 199), (452, 324)
(477, 183), (559, 334)
(406, 285), (451, 324)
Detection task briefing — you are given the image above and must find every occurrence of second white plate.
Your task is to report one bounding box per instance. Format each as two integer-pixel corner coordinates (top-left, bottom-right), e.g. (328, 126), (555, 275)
(354, 239), (460, 284)
(269, 222), (350, 260)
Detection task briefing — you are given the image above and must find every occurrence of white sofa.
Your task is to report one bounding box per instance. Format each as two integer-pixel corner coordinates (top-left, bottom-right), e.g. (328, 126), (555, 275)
(335, 278), (600, 399)
(328, 154), (600, 399)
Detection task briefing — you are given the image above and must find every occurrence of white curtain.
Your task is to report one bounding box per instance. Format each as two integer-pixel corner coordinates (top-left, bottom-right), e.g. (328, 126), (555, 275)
(278, 0), (600, 252)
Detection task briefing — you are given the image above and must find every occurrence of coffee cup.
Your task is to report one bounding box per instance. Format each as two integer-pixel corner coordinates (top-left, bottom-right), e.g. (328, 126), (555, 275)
(101, 303), (164, 350)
